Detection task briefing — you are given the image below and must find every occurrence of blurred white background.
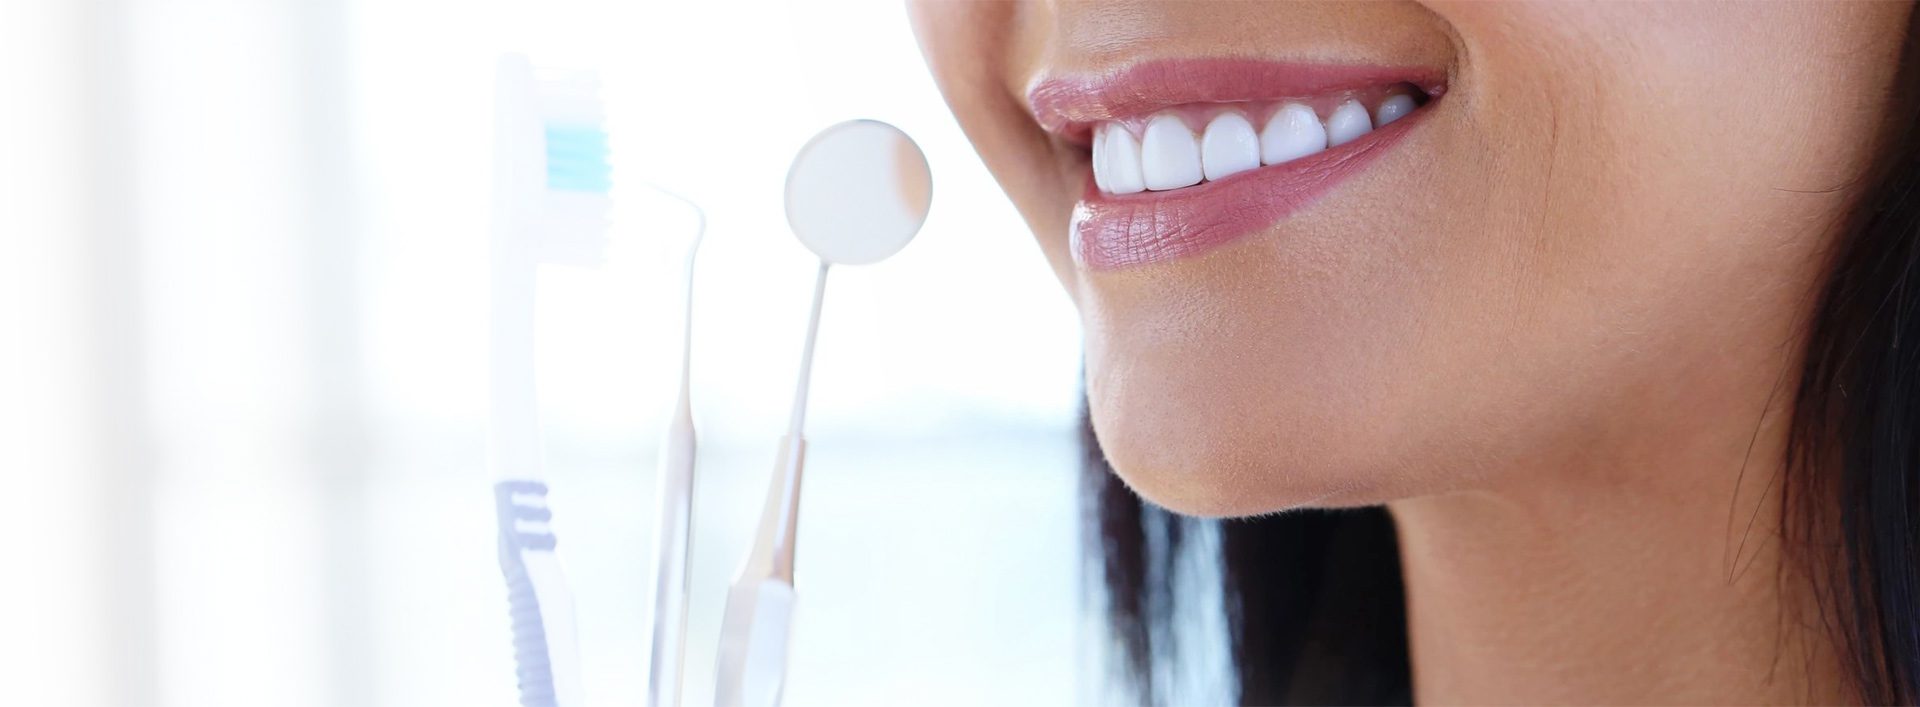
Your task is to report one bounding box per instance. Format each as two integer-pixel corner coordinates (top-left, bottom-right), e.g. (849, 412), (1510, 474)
(0, 0), (1091, 705)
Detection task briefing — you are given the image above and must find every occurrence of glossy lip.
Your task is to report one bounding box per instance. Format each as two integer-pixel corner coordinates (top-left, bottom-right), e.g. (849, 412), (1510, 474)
(1027, 59), (1444, 270)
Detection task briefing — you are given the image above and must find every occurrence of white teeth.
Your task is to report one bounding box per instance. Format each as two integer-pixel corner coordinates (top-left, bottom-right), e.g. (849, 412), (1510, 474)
(1375, 93), (1416, 127)
(1092, 92), (1422, 194)
(1097, 125), (1147, 194)
(1200, 112), (1260, 182)
(1140, 114), (1203, 191)
(1260, 103), (1328, 166)
(1325, 99), (1372, 147)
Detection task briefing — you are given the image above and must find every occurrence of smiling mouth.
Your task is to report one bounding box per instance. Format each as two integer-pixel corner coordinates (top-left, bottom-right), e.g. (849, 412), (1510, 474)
(1028, 59), (1445, 270)
(1089, 85), (1426, 194)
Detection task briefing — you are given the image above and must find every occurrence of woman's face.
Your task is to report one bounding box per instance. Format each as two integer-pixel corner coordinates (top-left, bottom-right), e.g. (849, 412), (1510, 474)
(911, 2), (1909, 515)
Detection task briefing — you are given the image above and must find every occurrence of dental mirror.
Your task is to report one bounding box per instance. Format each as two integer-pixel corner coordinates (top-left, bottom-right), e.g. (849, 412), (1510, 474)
(713, 121), (931, 707)
(784, 119), (932, 265)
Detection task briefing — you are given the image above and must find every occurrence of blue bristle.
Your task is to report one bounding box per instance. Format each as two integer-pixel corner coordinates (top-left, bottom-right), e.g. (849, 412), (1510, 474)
(544, 125), (611, 193)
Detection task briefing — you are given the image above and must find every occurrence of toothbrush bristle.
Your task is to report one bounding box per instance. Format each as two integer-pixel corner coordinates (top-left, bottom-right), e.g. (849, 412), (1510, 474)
(531, 68), (612, 265)
(543, 125), (610, 193)
(533, 68), (610, 195)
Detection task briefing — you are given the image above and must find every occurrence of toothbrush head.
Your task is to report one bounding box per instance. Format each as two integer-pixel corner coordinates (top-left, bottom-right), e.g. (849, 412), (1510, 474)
(495, 54), (613, 268)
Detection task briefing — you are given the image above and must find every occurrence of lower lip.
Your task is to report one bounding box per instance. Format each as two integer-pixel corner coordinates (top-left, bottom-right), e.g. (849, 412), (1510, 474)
(1070, 108), (1427, 270)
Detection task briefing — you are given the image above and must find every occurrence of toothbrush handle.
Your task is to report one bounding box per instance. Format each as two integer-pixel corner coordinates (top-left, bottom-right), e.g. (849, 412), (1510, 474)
(501, 556), (556, 707)
(495, 480), (583, 707)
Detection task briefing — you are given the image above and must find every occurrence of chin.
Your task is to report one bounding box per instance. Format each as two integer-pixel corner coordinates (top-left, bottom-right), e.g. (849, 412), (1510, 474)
(1082, 334), (1422, 518)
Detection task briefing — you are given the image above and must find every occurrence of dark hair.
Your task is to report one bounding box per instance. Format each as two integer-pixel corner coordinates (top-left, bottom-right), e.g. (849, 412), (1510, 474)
(1084, 413), (1410, 705)
(1085, 13), (1920, 705)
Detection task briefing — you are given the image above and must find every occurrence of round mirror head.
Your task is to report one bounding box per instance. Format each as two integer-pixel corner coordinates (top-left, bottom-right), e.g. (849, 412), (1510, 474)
(784, 120), (932, 265)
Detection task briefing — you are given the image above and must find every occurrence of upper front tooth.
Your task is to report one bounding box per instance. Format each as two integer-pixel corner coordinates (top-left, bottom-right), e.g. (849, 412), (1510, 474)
(1099, 125), (1147, 194)
(1200, 112), (1260, 182)
(1326, 99), (1372, 147)
(1140, 114), (1203, 191)
(1091, 127), (1111, 193)
(1375, 93), (1416, 126)
(1261, 102), (1327, 165)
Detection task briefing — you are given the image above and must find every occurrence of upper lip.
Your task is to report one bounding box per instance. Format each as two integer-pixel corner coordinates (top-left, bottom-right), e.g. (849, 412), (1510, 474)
(1026, 58), (1446, 145)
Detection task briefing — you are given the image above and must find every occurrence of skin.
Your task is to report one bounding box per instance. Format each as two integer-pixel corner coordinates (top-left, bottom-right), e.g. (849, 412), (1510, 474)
(909, 1), (1912, 703)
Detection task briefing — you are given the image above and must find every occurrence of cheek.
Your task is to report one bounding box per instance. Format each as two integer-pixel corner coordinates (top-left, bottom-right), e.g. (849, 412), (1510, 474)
(912, 4), (1085, 292)
(1077, 201), (1517, 515)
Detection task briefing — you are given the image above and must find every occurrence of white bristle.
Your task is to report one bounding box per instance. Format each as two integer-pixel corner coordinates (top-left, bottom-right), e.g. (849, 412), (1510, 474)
(532, 69), (606, 126)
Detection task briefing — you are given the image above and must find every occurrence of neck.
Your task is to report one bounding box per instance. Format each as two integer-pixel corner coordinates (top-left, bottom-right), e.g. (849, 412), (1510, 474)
(1389, 401), (1847, 703)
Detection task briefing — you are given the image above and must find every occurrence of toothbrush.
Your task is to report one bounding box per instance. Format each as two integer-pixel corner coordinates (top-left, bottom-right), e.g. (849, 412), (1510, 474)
(646, 190), (703, 707)
(490, 53), (610, 707)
